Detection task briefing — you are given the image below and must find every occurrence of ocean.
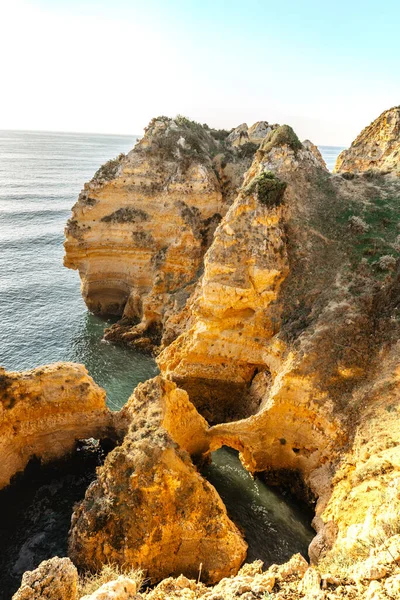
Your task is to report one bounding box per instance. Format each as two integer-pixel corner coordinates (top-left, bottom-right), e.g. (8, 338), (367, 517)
(0, 130), (344, 409)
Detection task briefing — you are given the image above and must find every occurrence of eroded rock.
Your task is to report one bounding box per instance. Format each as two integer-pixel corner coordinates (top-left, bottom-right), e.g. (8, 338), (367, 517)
(69, 377), (247, 584)
(0, 363), (112, 489)
(64, 117), (262, 352)
(12, 557), (78, 600)
(335, 106), (400, 174)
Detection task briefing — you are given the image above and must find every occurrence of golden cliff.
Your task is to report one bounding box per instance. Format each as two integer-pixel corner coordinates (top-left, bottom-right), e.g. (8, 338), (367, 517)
(0, 362), (113, 490)
(159, 123), (400, 573)
(64, 117), (269, 352)
(335, 106), (400, 174)
(41, 109), (400, 595)
(69, 376), (247, 584)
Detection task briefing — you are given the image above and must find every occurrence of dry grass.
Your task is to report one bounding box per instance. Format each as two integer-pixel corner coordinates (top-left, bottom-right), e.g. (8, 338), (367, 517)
(78, 563), (144, 597)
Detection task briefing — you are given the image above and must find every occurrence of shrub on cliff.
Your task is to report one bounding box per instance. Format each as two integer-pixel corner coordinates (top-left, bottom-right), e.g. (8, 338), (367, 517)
(150, 116), (215, 167)
(93, 154), (125, 182)
(261, 125), (302, 155)
(243, 171), (287, 207)
(101, 207), (149, 223)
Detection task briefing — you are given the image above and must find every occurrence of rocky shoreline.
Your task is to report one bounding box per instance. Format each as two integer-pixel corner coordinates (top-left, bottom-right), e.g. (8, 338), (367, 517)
(2, 107), (400, 599)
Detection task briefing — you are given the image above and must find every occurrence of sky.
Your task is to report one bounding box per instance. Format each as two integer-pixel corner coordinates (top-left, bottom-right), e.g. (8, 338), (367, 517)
(0, 0), (399, 145)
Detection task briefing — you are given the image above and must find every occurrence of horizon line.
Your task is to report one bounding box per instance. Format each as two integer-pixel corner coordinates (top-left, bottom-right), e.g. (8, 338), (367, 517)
(0, 127), (347, 148)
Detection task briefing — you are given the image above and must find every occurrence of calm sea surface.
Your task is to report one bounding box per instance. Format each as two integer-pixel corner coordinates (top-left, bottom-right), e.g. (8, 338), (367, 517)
(0, 131), (344, 408)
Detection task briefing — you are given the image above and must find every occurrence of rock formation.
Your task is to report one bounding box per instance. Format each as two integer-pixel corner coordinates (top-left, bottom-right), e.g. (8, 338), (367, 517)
(12, 557), (78, 600)
(158, 122), (400, 573)
(335, 106), (400, 174)
(69, 376), (247, 584)
(64, 117), (270, 353)
(40, 109), (400, 593)
(226, 121), (279, 147)
(0, 362), (113, 489)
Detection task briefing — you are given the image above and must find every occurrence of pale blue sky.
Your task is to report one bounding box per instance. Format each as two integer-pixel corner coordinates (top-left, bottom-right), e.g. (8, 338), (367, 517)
(1, 0), (398, 144)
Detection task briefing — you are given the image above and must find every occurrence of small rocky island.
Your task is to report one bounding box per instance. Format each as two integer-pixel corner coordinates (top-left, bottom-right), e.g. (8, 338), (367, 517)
(3, 108), (400, 599)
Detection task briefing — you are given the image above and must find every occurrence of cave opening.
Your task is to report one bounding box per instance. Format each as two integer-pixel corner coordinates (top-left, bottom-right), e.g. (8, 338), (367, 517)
(0, 438), (114, 600)
(201, 446), (315, 567)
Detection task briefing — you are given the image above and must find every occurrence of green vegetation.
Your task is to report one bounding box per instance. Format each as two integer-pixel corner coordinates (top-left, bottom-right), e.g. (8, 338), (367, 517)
(93, 154), (125, 181)
(237, 141), (259, 158)
(337, 195), (400, 268)
(149, 115), (214, 166)
(243, 171), (287, 207)
(261, 124), (302, 155)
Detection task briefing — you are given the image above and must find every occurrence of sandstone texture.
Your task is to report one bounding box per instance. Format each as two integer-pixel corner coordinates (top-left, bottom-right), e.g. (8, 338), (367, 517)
(55, 110), (400, 592)
(64, 117), (269, 353)
(158, 122), (400, 573)
(0, 362), (113, 489)
(12, 557), (78, 600)
(335, 106), (400, 174)
(69, 376), (246, 584)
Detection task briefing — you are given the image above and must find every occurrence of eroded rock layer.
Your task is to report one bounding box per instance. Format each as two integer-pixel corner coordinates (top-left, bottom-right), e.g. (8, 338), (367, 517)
(64, 117), (270, 352)
(61, 111), (400, 587)
(158, 122), (400, 571)
(0, 362), (112, 490)
(335, 106), (400, 174)
(69, 376), (247, 584)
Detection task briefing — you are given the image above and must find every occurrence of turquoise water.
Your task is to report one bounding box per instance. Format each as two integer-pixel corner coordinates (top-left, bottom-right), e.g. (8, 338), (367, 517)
(0, 130), (158, 410)
(0, 132), (343, 409)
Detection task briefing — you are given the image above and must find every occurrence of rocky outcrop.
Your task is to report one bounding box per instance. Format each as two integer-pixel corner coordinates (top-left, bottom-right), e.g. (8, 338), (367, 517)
(227, 121), (279, 147)
(77, 542), (400, 600)
(0, 363), (113, 490)
(60, 112), (400, 589)
(69, 376), (247, 584)
(64, 117), (263, 352)
(12, 557), (78, 600)
(158, 122), (400, 570)
(158, 167), (290, 423)
(335, 106), (400, 173)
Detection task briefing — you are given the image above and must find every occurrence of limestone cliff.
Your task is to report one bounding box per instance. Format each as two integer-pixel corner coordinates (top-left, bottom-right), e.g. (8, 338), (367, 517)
(64, 117), (270, 352)
(335, 106), (400, 174)
(69, 376), (247, 584)
(0, 362), (113, 489)
(158, 122), (400, 572)
(60, 112), (400, 587)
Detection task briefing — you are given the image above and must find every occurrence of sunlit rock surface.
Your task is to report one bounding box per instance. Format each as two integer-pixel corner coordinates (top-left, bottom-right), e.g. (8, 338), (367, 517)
(12, 557), (78, 600)
(64, 117), (261, 353)
(60, 111), (400, 588)
(335, 106), (400, 174)
(69, 376), (247, 584)
(0, 362), (112, 489)
(158, 121), (400, 572)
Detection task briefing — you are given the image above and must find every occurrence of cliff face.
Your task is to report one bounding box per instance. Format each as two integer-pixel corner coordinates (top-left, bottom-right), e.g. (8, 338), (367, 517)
(335, 106), (400, 174)
(64, 117), (269, 352)
(158, 123), (400, 570)
(58, 112), (400, 589)
(0, 362), (113, 490)
(69, 376), (247, 584)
